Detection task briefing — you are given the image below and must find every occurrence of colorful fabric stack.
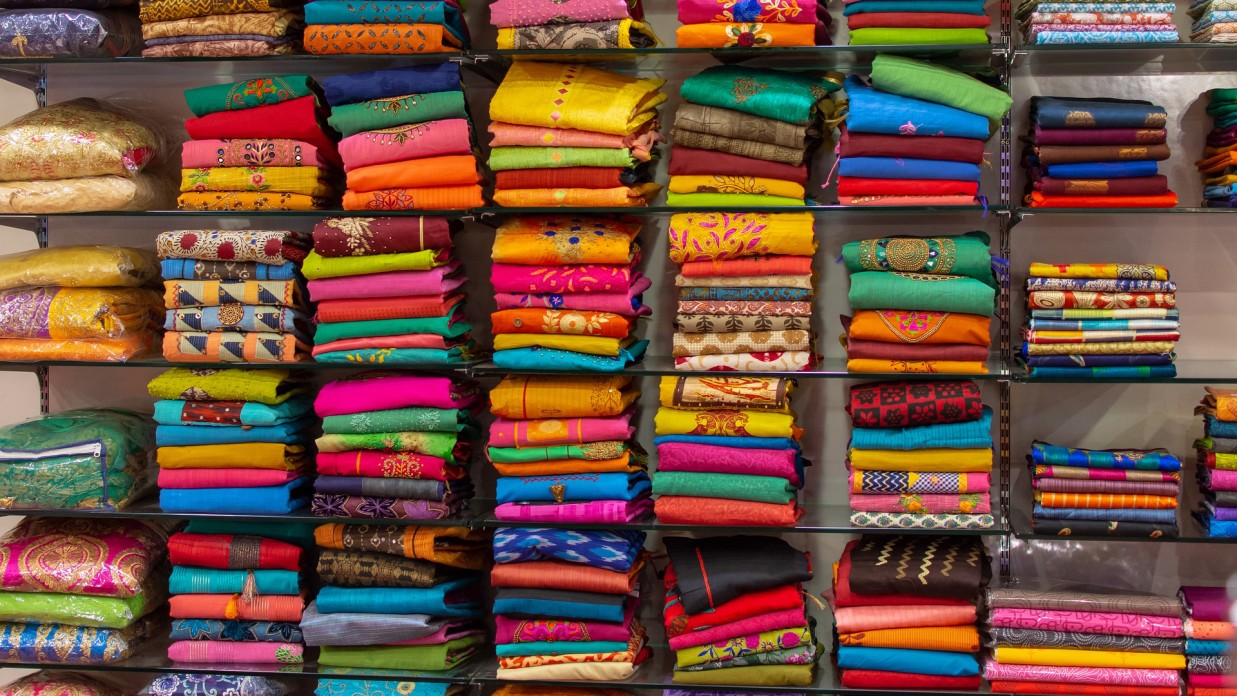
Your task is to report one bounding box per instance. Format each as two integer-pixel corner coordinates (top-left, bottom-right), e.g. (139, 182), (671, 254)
(844, 0), (989, 43)
(1024, 97), (1177, 208)
(4, 672), (129, 695)
(0, 518), (167, 665)
(0, 245), (163, 362)
(1198, 89), (1237, 204)
(677, 0), (828, 47)
(138, 0), (302, 56)
(841, 232), (995, 373)
(149, 368), (312, 514)
(180, 75), (343, 212)
(1028, 441), (1181, 538)
(983, 589), (1186, 692)
(317, 680), (469, 696)
(166, 520), (309, 665)
(490, 215), (648, 371)
(1191, 1), (1237, 42)
(669, 66), (842, 207)
(1180, 585), (1236, 695)
(839, 56), (1010, 206)
(490, 0), (656, 48)
(156, 230), (312, 364)
(489, 375), (650, 524)
(664, 535), (816, 686)
(303, 0), (467, 53)
(306, 216), (476, 364)
(667, 212), (816, 371)
(492, 527), (648, 681)
(311, 372), (478, 520)
(323, 64), (483, 211)
(147, 674), (294, 695)
(307, 524), (487, 670)
(1018, 0), (1179, 43)
(831, 536), (988, 690)
(846, 380), (995, 530)
(653, 375), (806, 526)
(1195, 387), (1237, 538)
(1021, 262), (1179, 378)
(488, 62), (665, 208)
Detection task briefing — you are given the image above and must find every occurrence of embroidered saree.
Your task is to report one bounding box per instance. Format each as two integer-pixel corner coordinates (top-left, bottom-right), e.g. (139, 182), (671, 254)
(490, 62), (666, 136)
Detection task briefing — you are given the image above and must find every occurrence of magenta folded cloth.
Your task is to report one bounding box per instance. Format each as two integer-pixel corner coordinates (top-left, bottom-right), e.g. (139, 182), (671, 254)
(314, 373), (478, 417)
(489, 412), (635, 448)
(489, 0), (632, 26)
(1180, 586), (1231, 622)
(168, 640), (304, 664)
(848, 492), (991, 514)
(678, 0), (820, 22)
(495, 605), (633, 645)
(385, 623), (485, 646)
(492, 498), (652, 524)
(989, 608), (1184, 638)
(180, 139), (331, 169)
(1205, 468), (1237, 492)
(307, 264), (464, 302)
(983, 662), (1180, 687)
(668, 607), (807, 651)
(491, 261), (638, 294)
(656, 442), (801, 486)
(339, 119), (473, 173)
(493, 274), (652, 316)
(158, 468), (305, 489)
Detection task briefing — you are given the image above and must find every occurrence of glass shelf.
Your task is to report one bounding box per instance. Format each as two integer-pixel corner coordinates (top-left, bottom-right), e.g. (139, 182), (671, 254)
(1016, 207), (1232, 218)
(1014, 361), (1237, 384)
(0, 359), (477, 372)
(477, 501), (1008, 535)
(476, 204), (1003, 217)
(0, 209), (473, 220)
(471, 355), (1011, 380)
(1011, 510), (1235, 544)
(1012, 43), (1237, 72)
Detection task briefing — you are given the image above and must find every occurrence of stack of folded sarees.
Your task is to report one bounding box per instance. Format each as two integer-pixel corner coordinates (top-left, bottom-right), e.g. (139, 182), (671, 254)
(489, 375), (651, 524)
(670, 66), (843, 207)
(138, 0), (302, 55)
(166, 520), (308, 665)
(1198, 89), (1237, 205)
(1025, 97), (1177, 208)
(0, 245), (163, 362)
(312, 372), (478, 520)
(157, 229), (312, 363)
(489, 62), (665, 208)
(667, 212), (816, 371)
(493, 527), (649, 681)
(839, 56), (1010, 206)
(831, 536), (988, 690)
(847, 380), (995, 529)
(1028, 441), (1181, 538)
(842, 231), (995, 373)
(1191, 0), (1237, 41)
(665, 535), (817, 686)
(653, 375), (808, 526)
(1018, 0), (1179, 43)
(490, 0), (656, 48)
(1180, 585), (1237, 695)
(0, 518), (168, 665)
(1021, 261), (1179, 378)
(306, 216), (476, 364)
(180, 75), (342, 211)
(304, 0), (467, 53)
(677, 0), (828, 46)
(984, 588), (1186, 693)
(150, 368), (313, 514)
(490, 215), (648, 371)
(307, 524), (488, 670)
(316, 680), (469, 696)
(1195, 387), (1237, 538)
(323, 64), (483, 212)
(844, 0), (989, 43)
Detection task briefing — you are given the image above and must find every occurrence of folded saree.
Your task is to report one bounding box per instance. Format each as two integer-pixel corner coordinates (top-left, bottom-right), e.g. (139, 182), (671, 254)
(653, 471), (796, 504)
(840, 130), (986, 163)
(679, 255), (812, 278)
(838, 177), (979, 197)
(490, 123), (661, 160)
(848, 11), (992, 27)
(314, 475), (453, 501)
(1037, 125), (1168, 145)
(990, 608), (1184, 637)
(315, 524), (486, 570)
(158, 442), (304, 470)
(179, 166), (331, 197)
(679, 300), (811, 316)
(670, 147), (807, 183)
(180, 138), (329, 169)
(177, 191), (328, 212)
(307, 267), (463, 302)
(849, 447), (992, 472)
(492, 262), (636, 293)
(849, 271), (996, 316)
(316, 294), (462, 323)
(670, 128), (807, 166)
(490, 62), (665, 136)
(311, 494), (459, 519)
(167, 640), (303, 664)
(345, 156), (480, 192)
(0, 246), (158, 291)
(1027, 288), (1176, 309)
(1034, 477), (1179, 496)
(850, 470), (990, 494)
(164, 306), (309, 336)
(492, 184), (658, 208)
(160, 479), (310, 514)
(315, 373), (476, 416)
(849, 491), (990, 513)
(168, 530), (300, 570)
(672, 330), (811, 357)
(675, 104), (813, 150)
(316, 450), (464, 481)
(142, 39), (297, 58)
(0, 287), (160, 341)
(493, 215), (640, 265)
(498, 19), (657, 48)
(1027, 191), (1179, 208)
(168, 593), (305, 622)
(1036, 491), (1178, 508)
(657, 443), (800, 483)
(317, 635), (482, 670)
(156, 229), (310, 264)
(845, 76), (991, 140)
(990, 626), (1185, 651)
(837, 646), (978, 676)
(1031, 441), (1181, 470)
(327, 91), (467, 140)
(321, 63), (463, 106)
(337, 120), (472, 172)
(1023, 341), (1177, 355)
(489, 412), (634, 447)
(490, 375), (635, 419)
(159, 468), (303, 489)
(300, 603), (449, 645)
(304, 24), (462, 56)
(994, 646), (1184, 669)
(834, 604), (977, 633)
(681, 66), (840, 126)
(669, 175), (805, 200)
(838, 625), (979, 652)
(496, 471), (650, 504)
(840, 157), (982, 182)
(163, 279), (300, 309)
(1036, 143), (1171, 166)
(655, 495), (800, 526)
(845, 311), (991, 348)
(184, 97), (340, 167)
(494, 342), (649, 371)
(0, 621), (148, 664)
(156, 420), (308, 446)
(492, 275), (650, 315)
(842, 232), (993, 280)
(493, 498), (651, 524)
(850, 27), (990, 43)
(983, 663), (1181, 687)
(1032, 96), (1169, 129)
(656, 406), (796, 438)
(169, 618), (302, 643)
(667, 211), (814, 264)
(313, 312), (470, 344)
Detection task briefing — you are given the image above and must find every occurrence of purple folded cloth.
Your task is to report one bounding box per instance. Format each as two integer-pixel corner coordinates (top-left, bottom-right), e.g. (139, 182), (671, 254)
(1180, 585), (1231, 622)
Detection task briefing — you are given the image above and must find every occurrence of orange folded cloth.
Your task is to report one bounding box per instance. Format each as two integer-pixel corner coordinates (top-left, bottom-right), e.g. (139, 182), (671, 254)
(838, 626), (980, 652)
(848, 310), (991, 346)
(346, 155), (481, 192)
(490, 309), (633, 338)
(1196, 150), (1237, 174)
(654, 496), (801, 526)
(833, 604), (977, 633)
(492, 184), (659, 208)
(169, 594), (305, 622)
(490, 556), (645, 594)
(680, 255), (813, 278)
(343, 185), (484, 211)
(1027, 191), (1178, 208)
(304, 24), (461, 54)
(847, 358), (988, 374)
(1035, 492), (1178, 509)
(316, 294), (462, 323)
(675, 23), (816, 47)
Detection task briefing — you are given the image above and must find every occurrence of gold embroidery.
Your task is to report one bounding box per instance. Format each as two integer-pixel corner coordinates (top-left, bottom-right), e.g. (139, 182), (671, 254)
(1065, 110), (1096, 127)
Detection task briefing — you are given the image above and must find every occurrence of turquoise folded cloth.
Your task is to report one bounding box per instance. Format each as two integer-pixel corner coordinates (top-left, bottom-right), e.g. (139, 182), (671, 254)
(169, 567), (301, 595)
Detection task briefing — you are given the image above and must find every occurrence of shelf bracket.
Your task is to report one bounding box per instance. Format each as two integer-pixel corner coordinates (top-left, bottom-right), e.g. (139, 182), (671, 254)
(460, 54), (509, 86)
(35, 365), (48, 415)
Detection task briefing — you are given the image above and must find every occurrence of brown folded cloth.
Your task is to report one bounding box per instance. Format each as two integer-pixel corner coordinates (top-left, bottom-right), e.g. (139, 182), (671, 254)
(671, 128), (806, 166)
(669, 147), (807, 185)
(840, 130), (985, 164)
(845, 336), (990, 362)
(1034, 143), (1171, 165)
(1034, 175), (1169, 196)
(674, 104), (815, 150)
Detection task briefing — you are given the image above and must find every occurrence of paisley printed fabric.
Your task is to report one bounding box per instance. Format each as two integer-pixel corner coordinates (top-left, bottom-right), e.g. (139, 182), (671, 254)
(144, 674), (289, 696)
(0, 518), (166, 597)
(0, 620), (150, 664)
(496, 19), (658, 48)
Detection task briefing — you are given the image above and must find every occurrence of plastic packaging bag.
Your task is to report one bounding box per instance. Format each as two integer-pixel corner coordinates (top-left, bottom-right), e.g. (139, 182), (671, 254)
(0, 99), (164, 181)
(0, 246), (160, 291)
(0, 9), (140, 58)
(0, 174), (174, 213)
(0, 671), (126, 696)
(0, 517), (168, 597)
(0, 334), (158, 362)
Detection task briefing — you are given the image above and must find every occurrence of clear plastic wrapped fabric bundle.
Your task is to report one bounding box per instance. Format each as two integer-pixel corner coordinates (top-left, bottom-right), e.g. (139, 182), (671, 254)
(0, 9), (141, 58)
(0, 670), (127, 695)
(0, 409), (155, 510)
(0, 246), (160, 291)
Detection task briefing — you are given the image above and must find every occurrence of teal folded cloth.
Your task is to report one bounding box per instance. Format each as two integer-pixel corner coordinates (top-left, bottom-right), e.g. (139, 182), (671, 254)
(1187, 639), (1232, 656)
(314, 346), (473, 365)
(848, 271), (996, 316)
(315, 578), (481, 617)
(492, 340), (648, 373)
(156, 419), (311, 446)
(153, 397), (314, 427)
(169, 567), (302, 595)
(851, 407), (993, 450)
(495, 640), (628, 657)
